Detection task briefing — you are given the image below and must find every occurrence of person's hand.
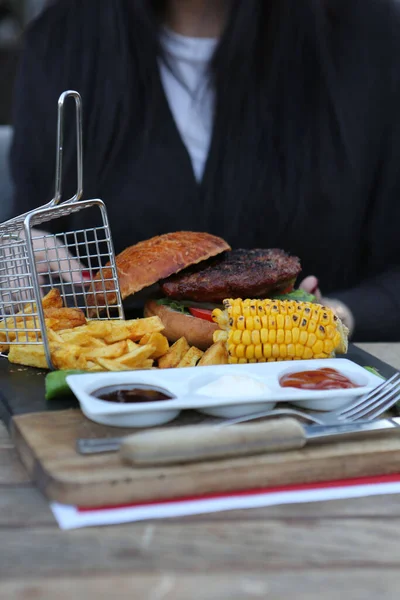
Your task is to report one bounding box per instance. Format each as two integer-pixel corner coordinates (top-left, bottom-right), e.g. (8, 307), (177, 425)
(299, 275), (355, 336)
(30, 228), (89, 285)
(298, 275), (321, 301)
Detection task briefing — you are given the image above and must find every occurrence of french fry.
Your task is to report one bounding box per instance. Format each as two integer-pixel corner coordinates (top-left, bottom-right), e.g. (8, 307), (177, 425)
(47, 329), (64, 344)
(97, 357), (155, 371)
(139, 332), (169, 358)
(117, 344), (156, 368)
(83, 340), (128, 360)
(103, 324), (132, 344)
(126, 340), (139, 352)
(158, 337), (190, 369)
(44, 307), (86, 331)
(197, 341), (229, 367)
(86, 320), (114, 338)
(125, 317), (164, 341)
(51, 345), (89, 370)
(42, 288), (63, 310)
(86, 360), (105, 372)
(177, 346), (204, 368)
(8, 344), (49, 369)
(95, 358), (133, 372)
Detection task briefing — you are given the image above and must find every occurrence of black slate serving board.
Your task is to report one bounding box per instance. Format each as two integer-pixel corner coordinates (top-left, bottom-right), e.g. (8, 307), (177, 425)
(0, 344), (397, 429)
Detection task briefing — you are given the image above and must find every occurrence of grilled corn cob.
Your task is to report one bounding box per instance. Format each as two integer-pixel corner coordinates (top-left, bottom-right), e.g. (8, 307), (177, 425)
(212, 299), (348, 364)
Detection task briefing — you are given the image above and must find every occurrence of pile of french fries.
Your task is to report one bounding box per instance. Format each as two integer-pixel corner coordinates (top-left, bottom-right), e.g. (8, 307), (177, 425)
(0, 289), (228, 371)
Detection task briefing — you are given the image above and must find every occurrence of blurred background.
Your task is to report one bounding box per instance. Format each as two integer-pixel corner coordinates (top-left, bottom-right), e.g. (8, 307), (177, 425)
(0, 0), (46, 220)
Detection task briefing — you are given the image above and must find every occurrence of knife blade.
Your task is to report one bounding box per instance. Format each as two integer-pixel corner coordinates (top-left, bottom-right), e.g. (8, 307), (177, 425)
(100, 417), (400, 466)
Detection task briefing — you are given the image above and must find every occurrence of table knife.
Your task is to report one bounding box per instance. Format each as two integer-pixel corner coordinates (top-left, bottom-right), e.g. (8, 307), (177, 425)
(77, 417), (400, 466)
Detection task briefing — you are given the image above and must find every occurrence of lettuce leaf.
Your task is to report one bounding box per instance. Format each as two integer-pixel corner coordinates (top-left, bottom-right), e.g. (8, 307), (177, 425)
(156, 298), (190, 314)
(271, 289), (316, 303)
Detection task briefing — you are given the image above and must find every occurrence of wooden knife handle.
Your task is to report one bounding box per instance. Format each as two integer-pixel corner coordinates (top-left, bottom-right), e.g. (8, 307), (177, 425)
(120, 418), (306, 466)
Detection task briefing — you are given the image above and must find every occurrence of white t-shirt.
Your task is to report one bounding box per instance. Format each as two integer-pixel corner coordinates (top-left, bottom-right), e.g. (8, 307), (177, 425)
(159, 27), (218, 182)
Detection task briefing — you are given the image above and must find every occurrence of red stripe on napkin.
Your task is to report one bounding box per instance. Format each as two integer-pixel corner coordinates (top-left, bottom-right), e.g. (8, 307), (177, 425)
(77, 472), (400, 513)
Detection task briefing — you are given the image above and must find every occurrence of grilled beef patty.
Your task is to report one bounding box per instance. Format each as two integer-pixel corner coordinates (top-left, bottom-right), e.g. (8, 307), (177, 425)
(160, 249), (301, 303)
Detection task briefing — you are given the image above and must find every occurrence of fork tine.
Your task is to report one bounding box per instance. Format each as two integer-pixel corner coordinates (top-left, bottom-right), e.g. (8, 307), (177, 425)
(361, 387), (400, 421)
(339, 374), (400, 421)
(348, 380), (400, 421)
(337, 373), (400, 419)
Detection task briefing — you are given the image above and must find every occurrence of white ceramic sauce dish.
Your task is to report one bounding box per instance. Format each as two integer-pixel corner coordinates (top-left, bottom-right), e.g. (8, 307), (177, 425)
(66, 358), (382, 428)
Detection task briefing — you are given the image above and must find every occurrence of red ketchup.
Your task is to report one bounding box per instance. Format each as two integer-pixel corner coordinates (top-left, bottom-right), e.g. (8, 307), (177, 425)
(279, 367), (360, 391)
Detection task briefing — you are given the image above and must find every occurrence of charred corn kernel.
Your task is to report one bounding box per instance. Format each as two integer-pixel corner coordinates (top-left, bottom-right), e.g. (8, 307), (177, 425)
(319, 310), (331, 326)
(279, 303), (288, 315)
(277, 329), (285, 344)
(257, 303), (265, 316)
(237, 315), (245, 330)
(300, 317), (309, 330)
(228, 343), (236, 357)
(212, 299), (349, 363)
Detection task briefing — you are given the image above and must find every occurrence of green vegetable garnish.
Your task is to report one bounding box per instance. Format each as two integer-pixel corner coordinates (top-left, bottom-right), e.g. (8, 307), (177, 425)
(45, 369), (87, 401)
(271, 289), (316, 303)
(363, 366), (385, 379)
(156, 298), (190, 314)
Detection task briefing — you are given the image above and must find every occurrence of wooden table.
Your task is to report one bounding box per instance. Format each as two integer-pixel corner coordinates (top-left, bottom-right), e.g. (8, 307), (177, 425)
(1, 343), (400, 599)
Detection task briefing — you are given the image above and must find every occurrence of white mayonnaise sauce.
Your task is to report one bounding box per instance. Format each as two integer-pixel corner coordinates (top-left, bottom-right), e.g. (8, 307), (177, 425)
(196, 375), (270, 398)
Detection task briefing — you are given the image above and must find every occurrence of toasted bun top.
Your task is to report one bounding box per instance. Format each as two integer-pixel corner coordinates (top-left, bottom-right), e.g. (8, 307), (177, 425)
(86, 232), (230, 309)
(117, 232), (230, 300)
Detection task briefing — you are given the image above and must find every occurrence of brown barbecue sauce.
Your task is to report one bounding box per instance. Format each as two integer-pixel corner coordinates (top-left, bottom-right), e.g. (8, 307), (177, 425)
(92, 385), (174, 404)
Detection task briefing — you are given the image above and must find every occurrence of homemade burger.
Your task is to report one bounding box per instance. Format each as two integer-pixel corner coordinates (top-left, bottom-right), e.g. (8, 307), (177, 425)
(88, 231), (304, 349)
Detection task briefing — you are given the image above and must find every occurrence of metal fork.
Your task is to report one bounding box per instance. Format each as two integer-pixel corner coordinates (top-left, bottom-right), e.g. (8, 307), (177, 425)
(223, 372), (400, 426)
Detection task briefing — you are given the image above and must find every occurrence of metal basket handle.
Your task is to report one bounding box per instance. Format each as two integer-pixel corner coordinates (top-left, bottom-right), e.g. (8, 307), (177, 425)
(50, 90), (83, 207)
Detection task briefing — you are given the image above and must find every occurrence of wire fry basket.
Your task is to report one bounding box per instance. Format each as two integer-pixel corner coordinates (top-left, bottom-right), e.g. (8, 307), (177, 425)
(0, 90), (124, 369)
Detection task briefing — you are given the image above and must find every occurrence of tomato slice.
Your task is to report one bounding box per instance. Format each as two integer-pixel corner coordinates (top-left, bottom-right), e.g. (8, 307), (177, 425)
(188, 307), (214, 322)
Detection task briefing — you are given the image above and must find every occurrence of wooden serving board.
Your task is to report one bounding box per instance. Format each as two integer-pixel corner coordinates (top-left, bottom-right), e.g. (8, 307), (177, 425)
(11, 409), (400, 507)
